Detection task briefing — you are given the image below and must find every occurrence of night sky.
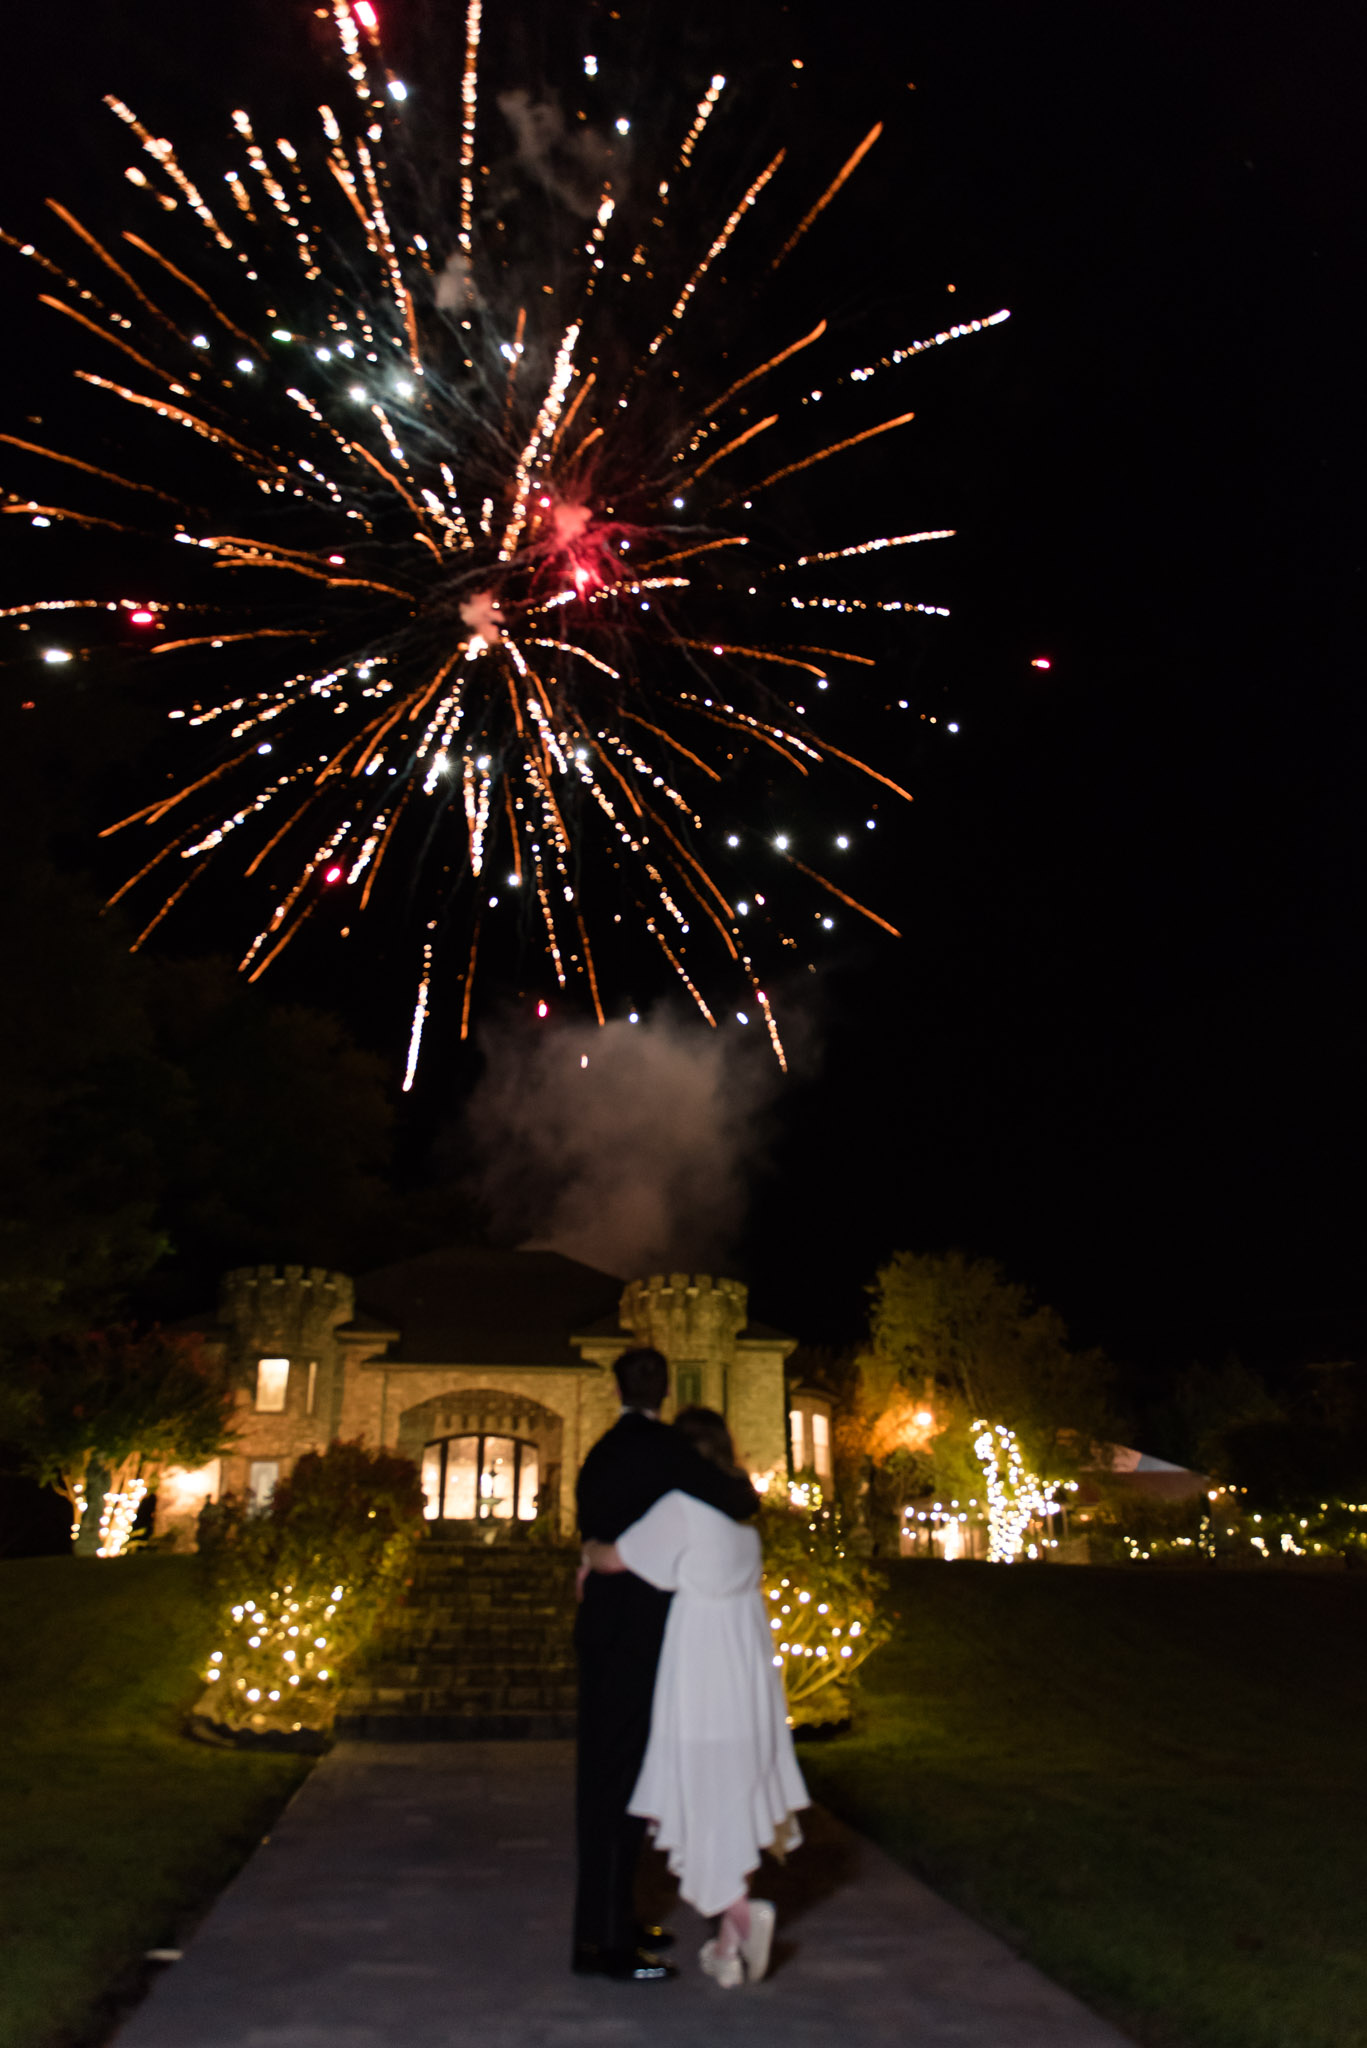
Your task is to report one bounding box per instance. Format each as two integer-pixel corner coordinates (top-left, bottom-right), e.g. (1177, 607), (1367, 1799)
(4, 0), (1363, 1405)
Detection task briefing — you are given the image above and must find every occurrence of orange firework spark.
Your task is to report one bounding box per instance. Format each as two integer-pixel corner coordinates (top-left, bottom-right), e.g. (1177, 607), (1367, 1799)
(2, 3), (1010, 1080)
(772, 123), (883, 268)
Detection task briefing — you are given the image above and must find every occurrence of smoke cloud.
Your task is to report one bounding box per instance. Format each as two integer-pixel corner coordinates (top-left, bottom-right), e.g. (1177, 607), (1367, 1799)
(494, 89), (624, 222)
(465, 1010), (790, 1279)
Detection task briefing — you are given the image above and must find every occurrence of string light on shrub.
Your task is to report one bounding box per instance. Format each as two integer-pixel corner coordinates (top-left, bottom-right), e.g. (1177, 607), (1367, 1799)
(761, 1543), (887, 1708)
(203, 1581), (347, 1730)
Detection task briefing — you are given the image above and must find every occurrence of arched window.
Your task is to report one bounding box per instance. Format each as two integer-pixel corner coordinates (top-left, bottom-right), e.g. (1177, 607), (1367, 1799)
(421, 1433), (539, 1522)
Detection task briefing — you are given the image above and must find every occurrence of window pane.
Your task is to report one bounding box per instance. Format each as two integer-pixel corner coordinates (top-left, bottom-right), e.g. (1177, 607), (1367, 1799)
(421, 1444), (442, 1520)
(481, 1437), (517, 1520)
(677, 1365), (702, 1408)
(443, 1436), (478, 1520)
(255, 1358), (289, 1413)
(247, 1460), (279, 1510)
(516, 1449), (539, 1521)
(811, 1411), (831, 1477)
(789, 1408), (807, 1468)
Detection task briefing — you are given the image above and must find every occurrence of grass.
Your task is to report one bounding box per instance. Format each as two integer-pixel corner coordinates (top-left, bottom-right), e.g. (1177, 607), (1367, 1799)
(0, 1554), (311, 2048)
(801, 1560), (1367, 2048)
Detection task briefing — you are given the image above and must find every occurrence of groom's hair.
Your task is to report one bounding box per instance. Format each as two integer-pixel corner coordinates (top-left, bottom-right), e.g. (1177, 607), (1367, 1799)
(614, 1347), (668, 1410)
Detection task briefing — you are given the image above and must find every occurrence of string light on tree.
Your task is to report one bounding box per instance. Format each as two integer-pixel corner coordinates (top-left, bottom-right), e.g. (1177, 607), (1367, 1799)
(971, 1421), (1076, 1563)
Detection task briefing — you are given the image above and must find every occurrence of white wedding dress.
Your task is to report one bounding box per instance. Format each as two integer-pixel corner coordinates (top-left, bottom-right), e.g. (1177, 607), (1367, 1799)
(617, 1489), (809, 1917)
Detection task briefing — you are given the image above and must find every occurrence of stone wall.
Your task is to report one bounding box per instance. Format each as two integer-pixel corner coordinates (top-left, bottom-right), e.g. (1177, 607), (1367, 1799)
(155, 1265), (367, 1547)
(729, 1339), (789, 1481)
(343, 1363), (619, 1536)
(159, 1260), (792, 1546)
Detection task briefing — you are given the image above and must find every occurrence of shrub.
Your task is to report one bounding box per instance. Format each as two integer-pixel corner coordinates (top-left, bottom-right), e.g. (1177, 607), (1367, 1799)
(197, 1440), (424, 1735)
(759, 1495), (891, 1725)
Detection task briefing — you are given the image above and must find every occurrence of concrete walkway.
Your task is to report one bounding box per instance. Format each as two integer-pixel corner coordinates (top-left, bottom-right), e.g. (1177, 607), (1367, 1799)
(114, 1741), (1133, 2048)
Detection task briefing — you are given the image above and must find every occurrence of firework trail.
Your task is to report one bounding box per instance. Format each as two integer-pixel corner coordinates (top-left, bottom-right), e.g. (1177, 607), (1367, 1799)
(1, 2), (1009, 1082)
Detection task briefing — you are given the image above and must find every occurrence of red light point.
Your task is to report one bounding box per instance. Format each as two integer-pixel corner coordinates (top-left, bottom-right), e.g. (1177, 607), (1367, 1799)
(1030, 656), (1052, 671)
(129, 610), (156, 625)
(325, 865), (343, 883)
(354, 1), (378, 27)
(536, 999), (549, 1019)
(327, 554), (345, 566)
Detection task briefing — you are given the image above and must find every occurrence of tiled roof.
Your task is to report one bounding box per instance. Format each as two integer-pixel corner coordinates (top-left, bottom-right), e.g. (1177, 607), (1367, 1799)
(353, 1245), (625, 1366)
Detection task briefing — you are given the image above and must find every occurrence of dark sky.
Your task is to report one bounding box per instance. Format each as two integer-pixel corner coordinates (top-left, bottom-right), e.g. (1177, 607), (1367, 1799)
(4, 0), (1363, 1396)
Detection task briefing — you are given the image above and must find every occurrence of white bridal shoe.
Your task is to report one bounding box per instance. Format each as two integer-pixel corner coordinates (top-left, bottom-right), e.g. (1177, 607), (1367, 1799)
(739, 1900), (776, 1984)
(699, 1901), (776, 1988)
(699, 1939), (744, 1989)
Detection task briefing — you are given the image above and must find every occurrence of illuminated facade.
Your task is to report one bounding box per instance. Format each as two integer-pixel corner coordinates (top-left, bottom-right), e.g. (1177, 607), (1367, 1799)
(158, 1250), (793, 1544)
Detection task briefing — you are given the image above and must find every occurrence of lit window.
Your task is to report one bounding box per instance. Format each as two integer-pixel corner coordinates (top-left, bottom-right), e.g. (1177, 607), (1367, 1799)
(422, 1434), (539, 1521)
(255, 1357), (289, 1411)
(305, 1360), (318, 1415)
(811, 1411), (832, 1479)
(247, 1460), (279, 1511)
(790, 1392), (833, 1479)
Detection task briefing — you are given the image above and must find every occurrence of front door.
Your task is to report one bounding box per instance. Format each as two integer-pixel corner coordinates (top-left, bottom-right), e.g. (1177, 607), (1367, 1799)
(421, 1433), (539, 1522)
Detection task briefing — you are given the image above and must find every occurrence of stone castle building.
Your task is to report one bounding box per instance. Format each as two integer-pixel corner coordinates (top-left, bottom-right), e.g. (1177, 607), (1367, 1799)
(157, 1248), (797, 1543)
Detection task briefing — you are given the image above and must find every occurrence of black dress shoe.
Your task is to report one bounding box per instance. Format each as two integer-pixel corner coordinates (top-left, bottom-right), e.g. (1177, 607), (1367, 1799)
(572, 1945), (678, 1982)
(637, 1922), (675, 1950)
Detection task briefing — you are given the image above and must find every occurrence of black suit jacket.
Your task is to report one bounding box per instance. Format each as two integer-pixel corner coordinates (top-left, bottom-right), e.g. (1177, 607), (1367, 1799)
(578, 1408), (759, 1542)
(575, 1410), (759, 1665)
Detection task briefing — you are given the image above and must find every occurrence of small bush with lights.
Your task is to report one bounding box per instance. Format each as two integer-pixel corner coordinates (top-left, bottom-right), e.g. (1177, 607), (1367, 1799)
(759, 1490), (891, 1726)
(196, 1439), (424, 1738)
(1084, 1484), (1367, 1568)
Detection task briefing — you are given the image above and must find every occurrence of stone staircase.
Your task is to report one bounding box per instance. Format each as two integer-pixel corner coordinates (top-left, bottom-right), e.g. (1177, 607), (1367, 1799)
(335, 1537), (579, 1740)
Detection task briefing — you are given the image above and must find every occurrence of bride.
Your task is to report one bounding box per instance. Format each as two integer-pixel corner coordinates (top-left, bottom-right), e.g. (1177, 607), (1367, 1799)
(582, 1406), (809, 1988)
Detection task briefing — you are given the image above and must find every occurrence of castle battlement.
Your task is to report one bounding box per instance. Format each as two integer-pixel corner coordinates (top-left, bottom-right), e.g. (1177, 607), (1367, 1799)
(619, 1273), (749, 1359)
(218, 1265), (356, 1360)
(162, 1250), (792, 1548)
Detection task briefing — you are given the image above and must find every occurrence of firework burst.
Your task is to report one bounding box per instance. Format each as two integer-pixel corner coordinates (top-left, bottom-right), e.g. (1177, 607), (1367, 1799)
(2, 2), (1009, 1081)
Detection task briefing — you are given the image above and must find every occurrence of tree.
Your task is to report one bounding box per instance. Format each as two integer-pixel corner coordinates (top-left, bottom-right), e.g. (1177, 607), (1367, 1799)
(868, 1249), (1115, 1475)
(1221, 1361), (1367, 1512)
(143, 957), (398, 1282)
(1159, 1355), (1284, 1476)
(847, 1251), (1117, 1556)
(0, 852), (482, 1390)
(0, 1326), (235, 1555)
(0, 859), (173, 1356)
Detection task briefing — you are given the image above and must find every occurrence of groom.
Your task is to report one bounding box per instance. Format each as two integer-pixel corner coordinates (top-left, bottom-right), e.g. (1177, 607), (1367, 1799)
(572, 1345), (759, 1981)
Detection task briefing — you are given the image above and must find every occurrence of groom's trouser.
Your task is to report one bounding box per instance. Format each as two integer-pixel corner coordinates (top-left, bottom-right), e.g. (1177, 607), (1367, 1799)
(573, 1574), (670, 1957)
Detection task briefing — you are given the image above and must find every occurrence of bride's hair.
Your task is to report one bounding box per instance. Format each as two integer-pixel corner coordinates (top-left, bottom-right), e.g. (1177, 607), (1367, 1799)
(673, 1404), (741, 1475)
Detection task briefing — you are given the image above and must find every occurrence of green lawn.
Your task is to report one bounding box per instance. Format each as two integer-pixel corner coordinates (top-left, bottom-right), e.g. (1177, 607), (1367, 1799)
(0, 1555), (311, 2048)
(803, 1560), (1367, 2048)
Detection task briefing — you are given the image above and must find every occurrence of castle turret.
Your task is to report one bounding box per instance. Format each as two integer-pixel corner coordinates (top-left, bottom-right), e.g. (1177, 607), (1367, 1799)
(614, 1274), (791, 1482)
(619, 1273), (747, 1415)
(218, 1264), (356, 1377)
(215, 1266), (358, 1500)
